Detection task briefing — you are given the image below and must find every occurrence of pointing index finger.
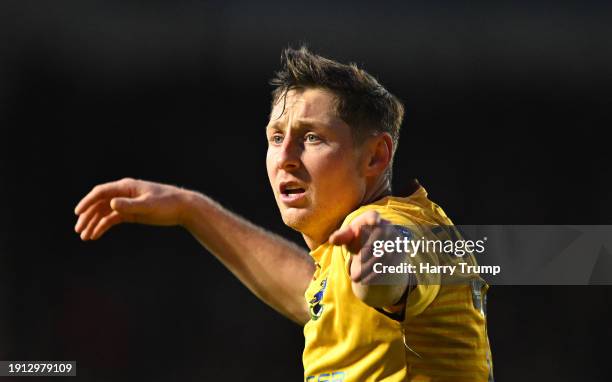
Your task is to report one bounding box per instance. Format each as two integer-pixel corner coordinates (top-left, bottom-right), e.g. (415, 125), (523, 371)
(329, 225), (357, 246)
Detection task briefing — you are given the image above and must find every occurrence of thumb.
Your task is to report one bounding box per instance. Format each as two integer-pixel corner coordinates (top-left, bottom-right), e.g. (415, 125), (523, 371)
(110, 195), (148, 214)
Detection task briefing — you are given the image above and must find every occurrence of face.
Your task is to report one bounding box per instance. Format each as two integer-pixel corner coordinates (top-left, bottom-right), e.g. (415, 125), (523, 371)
(266, 88), (367, 248)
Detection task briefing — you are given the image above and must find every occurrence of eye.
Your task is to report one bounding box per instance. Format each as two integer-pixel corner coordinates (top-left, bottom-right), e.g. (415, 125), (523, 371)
(305, 133), (320, 143)
(270, 134), (283, 145)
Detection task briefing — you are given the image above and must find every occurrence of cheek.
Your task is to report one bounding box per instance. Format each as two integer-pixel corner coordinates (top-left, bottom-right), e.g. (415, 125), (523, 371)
(265, 150), (276, 187)
(310, 149), (359, 188)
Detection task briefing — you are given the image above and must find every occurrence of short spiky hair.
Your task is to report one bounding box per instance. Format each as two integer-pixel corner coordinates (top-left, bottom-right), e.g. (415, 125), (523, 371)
(270, 46), (405, 180)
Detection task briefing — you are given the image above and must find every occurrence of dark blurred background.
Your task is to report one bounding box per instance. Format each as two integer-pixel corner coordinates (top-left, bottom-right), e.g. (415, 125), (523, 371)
(1, 0), (611, 380)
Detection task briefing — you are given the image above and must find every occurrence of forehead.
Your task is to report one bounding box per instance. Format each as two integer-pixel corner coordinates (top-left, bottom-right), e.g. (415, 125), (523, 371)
(269, 88), (338, 123)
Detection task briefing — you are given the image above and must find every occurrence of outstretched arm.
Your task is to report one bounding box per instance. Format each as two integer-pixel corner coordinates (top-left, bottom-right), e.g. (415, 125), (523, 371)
(74, 178), (314, 325)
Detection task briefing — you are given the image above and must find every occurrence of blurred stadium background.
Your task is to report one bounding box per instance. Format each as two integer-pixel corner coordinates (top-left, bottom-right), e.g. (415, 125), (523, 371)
(1, 1), (611, 380)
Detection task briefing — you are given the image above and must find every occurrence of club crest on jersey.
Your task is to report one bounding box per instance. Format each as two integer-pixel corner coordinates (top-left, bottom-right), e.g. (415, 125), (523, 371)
(309, 278), (327, 321)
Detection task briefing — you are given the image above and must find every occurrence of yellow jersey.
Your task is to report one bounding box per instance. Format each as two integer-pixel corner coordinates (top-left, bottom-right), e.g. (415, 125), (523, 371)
(303, 183), (493, 381)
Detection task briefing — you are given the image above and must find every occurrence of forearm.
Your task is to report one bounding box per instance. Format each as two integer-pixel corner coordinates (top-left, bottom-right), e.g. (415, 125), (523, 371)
(180, 191), (314, 325)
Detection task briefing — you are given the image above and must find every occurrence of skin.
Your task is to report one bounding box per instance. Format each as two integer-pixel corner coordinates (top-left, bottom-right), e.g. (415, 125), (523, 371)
(266, 88), (408, 305)
(74, 86), (408, 324)
(266, 87), (376, 249)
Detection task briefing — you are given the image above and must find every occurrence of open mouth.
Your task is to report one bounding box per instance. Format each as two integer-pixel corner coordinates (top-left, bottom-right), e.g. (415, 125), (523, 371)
(280, 183), (306, 198)
(283, 186), (305, 196)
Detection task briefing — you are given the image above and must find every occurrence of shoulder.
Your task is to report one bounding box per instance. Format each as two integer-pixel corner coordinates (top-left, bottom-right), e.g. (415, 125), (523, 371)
(342, 194), (424, 229)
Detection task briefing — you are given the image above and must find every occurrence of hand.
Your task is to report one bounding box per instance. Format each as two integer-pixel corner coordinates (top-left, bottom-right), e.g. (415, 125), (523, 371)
(329, 210), (393, 283)
(74, 178), (193, 241)
(329, 210), (409, 306)
(329, 210), (389, 254)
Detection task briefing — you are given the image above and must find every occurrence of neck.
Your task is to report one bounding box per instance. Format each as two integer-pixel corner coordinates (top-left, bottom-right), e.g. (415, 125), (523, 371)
(362, 174), (391, 205)
(303, 234), (322, 251)
(302, 176), (392, 251)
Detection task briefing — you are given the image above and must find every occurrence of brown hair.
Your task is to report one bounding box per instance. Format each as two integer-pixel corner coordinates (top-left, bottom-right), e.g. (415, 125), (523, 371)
(270, 46), (405, 180)
(270, 46), (404, 181)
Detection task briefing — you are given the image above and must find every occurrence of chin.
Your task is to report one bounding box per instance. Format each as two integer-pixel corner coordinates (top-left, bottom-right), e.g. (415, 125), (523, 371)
(280, 208), (314, 233)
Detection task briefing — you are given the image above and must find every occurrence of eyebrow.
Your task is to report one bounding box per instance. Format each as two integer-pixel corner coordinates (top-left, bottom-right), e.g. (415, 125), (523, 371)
(266, 119), (327, 132)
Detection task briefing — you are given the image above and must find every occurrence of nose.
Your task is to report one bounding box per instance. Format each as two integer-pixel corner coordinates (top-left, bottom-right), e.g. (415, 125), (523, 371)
(276, 136), (302, 171)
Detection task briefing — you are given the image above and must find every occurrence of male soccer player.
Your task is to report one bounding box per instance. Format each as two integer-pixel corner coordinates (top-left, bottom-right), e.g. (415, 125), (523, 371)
(74, 47), (493, 381)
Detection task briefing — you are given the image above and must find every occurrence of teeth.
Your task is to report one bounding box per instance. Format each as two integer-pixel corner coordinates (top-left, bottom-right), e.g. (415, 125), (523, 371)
(282, 185), (305, 196)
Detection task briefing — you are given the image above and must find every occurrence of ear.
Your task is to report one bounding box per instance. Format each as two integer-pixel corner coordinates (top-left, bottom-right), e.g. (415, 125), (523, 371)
(364, 133), (393, 177)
